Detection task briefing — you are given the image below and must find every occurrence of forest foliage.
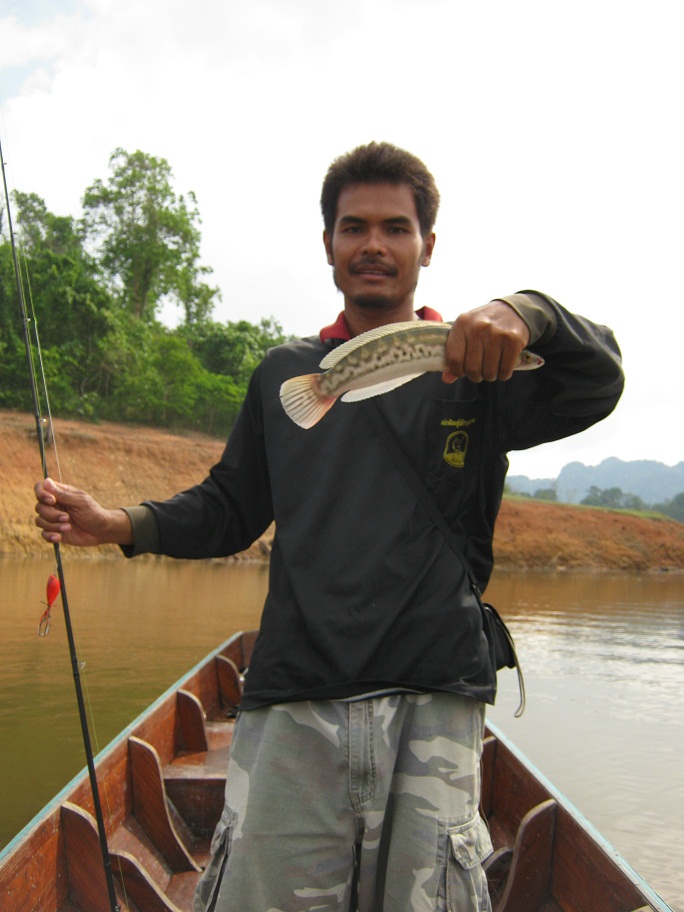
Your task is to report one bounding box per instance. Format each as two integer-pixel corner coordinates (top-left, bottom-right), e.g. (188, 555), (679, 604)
(0, 149), (288, 436)
(512, 483), (684, 524)
(579, 485), (684, 523)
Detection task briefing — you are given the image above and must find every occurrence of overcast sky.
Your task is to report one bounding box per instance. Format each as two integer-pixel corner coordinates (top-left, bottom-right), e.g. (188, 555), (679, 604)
(1, 0), (682, 480)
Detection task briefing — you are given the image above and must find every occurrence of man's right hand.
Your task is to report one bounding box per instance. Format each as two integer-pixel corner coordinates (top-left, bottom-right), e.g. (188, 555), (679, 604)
(34, 478), (133, 547)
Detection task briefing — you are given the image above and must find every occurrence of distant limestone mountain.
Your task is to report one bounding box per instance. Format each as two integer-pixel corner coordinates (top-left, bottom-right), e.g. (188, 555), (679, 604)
(508, 458), (684, 505)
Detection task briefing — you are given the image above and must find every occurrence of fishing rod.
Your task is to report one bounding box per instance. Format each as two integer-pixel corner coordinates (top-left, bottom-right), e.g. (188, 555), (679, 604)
(1, 134), (121, 912)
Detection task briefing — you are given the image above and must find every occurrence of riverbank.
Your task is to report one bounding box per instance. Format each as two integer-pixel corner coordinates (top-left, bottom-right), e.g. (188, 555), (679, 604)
(3, 410), (683, 570)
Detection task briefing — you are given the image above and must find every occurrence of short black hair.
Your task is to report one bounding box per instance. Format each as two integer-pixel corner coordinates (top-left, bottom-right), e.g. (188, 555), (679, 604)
(320, 141), (440, 239)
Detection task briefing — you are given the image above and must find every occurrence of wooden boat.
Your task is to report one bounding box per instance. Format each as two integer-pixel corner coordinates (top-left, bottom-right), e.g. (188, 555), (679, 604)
(0, 630), (672, 912)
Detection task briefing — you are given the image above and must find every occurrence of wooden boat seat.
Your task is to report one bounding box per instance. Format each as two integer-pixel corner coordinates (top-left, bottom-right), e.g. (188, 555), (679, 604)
(61, 801), (205, 912)
(485, 798), (558, 912)
(60, 732), (219, 911)
(163, 688), (234, 835)
(61, 802), (176, 912)
(481, 735), (561, 912)
(175, 688), (234, 754)
(125, 736), (205, 871)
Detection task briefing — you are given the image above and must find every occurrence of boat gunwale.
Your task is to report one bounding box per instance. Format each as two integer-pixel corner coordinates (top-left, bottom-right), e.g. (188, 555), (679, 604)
(0, 630), (246, 864)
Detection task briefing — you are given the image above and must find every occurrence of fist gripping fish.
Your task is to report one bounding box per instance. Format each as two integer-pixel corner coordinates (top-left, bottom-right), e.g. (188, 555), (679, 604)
(280, 321), (543, 429)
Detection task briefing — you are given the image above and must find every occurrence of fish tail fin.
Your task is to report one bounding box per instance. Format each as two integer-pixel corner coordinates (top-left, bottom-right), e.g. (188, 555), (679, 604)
(279, 374), (336, 428)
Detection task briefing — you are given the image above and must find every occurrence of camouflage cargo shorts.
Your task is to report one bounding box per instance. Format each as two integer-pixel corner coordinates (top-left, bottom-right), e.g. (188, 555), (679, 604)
(194, 692), (493, 912)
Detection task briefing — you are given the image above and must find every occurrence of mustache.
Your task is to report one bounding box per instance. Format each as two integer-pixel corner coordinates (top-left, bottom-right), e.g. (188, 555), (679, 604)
(350, 258), (398, 276)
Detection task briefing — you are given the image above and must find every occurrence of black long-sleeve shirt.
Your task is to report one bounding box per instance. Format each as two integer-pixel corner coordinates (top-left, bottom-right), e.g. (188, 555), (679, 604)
(126, 292), (623, 709)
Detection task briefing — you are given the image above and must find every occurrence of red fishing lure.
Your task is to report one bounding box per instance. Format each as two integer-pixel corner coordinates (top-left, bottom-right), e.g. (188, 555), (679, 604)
(39, 572), (60, 636)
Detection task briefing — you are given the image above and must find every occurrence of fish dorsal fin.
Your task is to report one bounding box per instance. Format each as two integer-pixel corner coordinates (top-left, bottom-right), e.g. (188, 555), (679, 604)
(319, 322), (448, 370)
(340, 372), (425, 402)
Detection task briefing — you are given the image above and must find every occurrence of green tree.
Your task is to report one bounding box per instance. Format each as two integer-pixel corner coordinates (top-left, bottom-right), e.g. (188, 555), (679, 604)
(182, 317), (289, 387)
(620, 492), (645, 511)
(0, 201), (21, 340)
(92, 308), (164, 418)
(89, 309), (244, 433)
(652, 492), (684, 523)
(1, 199), (37, 409)
(190, 370), (243, 436)
(0, 162), (285, 435)
(81, 149), (218, 322)
(580, 486), (645, 510)
(18, 202), (109, 346)
(581, 486), (625, 508)
(533, 488), (557, 502)
(0, 236), (19, 336)
(12, 191), (84, 260)
(1, 193), (111, 412)
(152, 334), (208, 426)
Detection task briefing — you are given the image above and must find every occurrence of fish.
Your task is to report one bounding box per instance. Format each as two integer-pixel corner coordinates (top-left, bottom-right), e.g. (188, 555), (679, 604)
(279, 321), (544, 428)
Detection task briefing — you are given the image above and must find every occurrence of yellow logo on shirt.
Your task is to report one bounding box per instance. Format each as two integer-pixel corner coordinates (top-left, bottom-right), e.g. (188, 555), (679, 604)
(443, 431), (468, 468)
(441, 418), (476, 429)
(441, 417), (475, 468)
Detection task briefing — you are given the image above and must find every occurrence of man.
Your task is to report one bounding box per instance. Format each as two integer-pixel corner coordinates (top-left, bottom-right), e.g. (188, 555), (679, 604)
(35, 142), (624, 911)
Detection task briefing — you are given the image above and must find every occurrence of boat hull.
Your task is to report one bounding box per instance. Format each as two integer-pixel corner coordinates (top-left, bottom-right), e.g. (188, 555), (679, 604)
(0, 630), (672, 912)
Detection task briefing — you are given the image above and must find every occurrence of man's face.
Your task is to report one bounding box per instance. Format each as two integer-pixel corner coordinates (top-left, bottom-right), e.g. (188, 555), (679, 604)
(323, 182), (435, 313)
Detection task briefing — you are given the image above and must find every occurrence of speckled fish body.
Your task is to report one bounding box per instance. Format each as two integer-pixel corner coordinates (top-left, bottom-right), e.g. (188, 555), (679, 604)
(280, 320), (543, 429)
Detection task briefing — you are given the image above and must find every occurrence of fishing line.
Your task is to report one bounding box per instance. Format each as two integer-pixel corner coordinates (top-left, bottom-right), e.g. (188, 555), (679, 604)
(1, 131), (121, 912)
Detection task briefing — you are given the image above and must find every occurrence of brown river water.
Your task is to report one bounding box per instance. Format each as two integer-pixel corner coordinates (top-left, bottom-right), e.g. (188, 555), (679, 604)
(0, 558), (682, 909)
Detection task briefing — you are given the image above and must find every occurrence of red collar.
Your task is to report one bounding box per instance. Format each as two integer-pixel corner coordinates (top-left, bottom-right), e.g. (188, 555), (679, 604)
(319, 306), (444, 342)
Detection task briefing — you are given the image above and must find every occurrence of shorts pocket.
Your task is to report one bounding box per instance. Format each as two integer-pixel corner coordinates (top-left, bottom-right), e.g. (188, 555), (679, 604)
(193, 807), (236, 912)
(444, 815), (493, 912)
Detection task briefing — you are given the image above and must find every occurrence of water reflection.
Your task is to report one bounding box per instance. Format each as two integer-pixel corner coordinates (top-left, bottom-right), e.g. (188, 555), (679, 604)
(1, 559), (682, 909)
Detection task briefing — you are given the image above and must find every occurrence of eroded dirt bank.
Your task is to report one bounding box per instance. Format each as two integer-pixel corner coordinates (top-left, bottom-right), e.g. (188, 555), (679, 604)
(3, 411), (683, 571)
